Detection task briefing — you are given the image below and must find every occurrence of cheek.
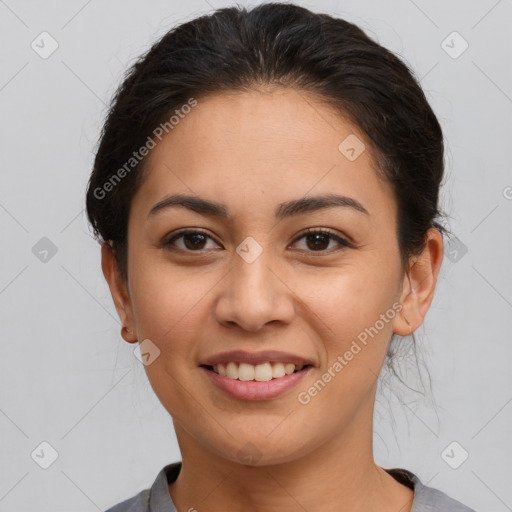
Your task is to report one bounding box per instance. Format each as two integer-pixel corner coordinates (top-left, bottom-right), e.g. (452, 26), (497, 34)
(127, 253), (211, 353)
(305, 261), (400, 344)
(299, 256), (402, 406)
(293, 270), (400, 427)
(126, 256), (211, 419)
(129, 243), (401, 354)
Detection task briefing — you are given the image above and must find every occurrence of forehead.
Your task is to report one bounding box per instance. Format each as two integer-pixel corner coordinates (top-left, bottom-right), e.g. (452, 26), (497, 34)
(132, 88), (395, 224)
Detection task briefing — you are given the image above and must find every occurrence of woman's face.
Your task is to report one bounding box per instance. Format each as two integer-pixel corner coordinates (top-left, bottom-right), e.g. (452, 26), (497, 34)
(107, 88), (417, 465)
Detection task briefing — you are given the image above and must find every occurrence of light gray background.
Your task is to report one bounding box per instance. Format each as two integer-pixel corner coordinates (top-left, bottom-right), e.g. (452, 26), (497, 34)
(1, 0), (511, 510)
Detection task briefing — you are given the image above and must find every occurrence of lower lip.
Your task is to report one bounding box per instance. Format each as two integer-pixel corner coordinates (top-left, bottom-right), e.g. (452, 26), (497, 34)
(200, 366), (312, 401)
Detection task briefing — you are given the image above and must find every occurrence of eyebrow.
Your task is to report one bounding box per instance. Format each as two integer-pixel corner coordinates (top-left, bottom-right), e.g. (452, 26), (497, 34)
(147, 193), (369, 220)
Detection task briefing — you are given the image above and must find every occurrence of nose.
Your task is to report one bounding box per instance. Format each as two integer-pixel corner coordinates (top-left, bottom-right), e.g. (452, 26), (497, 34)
(214, 247), (296, 332)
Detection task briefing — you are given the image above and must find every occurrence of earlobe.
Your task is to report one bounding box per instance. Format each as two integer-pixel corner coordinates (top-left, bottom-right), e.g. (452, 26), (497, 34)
(392, 228), (444, 337)
(121, 325), (137, 343)
(101, 242), (138, 343)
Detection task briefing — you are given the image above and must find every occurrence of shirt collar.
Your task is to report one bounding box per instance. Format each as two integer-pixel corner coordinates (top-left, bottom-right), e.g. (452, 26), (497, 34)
(148, 462), (432, 512)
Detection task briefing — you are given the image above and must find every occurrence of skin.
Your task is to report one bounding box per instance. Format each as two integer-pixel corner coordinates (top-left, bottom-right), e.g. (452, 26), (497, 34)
(102, 87), (443, 512)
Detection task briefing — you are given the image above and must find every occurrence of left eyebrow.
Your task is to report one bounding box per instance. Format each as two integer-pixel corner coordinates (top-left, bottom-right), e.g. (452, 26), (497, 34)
(147, 193), (370, 220)
(275, 193), (369, 219)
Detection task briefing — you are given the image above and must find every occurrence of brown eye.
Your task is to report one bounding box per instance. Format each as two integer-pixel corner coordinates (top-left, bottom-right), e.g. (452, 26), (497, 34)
(163, 230), (220, 252)
(181, 232), (208, 250)
(162, 228), (351, 254)
(291, 229), (351, 253)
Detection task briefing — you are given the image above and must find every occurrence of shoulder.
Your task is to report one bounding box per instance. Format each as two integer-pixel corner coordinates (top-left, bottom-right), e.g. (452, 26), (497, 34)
(104, 462), (181, 512)
(386, 467), (477, 512)
(104, 489), (150, 512)
(414, 485), (477, 512)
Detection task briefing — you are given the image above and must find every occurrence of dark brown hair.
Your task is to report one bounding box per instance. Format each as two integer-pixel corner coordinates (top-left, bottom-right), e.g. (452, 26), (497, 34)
(86, 2), (449, 395)
(86, 2), (447, 282)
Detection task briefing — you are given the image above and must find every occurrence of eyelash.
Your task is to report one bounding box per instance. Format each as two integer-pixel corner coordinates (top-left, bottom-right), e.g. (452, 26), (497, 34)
(162, 228), (352, 254)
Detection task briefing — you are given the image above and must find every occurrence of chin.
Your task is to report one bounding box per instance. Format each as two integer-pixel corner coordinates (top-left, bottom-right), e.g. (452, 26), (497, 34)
(208, 432), (312, 468)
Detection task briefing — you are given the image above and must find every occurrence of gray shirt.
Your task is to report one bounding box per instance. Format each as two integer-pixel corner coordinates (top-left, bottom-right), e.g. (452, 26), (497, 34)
(105, 462), (476, 512)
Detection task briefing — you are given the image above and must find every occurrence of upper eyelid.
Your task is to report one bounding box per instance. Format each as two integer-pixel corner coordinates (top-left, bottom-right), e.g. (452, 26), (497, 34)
(164, 228), (351, 249)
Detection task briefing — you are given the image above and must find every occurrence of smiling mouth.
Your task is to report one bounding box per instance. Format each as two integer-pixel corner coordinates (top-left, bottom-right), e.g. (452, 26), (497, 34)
(201, 362), (313, 382)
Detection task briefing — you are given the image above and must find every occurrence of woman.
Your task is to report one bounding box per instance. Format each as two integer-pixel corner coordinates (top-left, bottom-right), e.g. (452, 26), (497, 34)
(86, 3), (476, 511)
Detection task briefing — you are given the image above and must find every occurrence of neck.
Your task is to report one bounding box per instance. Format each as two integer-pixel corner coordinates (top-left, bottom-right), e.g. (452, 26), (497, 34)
(168, 396), (413, 512)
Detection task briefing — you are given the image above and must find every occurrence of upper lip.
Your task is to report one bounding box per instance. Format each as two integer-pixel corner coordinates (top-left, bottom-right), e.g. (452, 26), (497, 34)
(200, 350), (314, 367)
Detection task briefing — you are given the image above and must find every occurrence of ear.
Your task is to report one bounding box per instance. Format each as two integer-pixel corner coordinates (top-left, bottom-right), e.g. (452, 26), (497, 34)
(393, 228), (444, 336)
(101, 242), (138, 343)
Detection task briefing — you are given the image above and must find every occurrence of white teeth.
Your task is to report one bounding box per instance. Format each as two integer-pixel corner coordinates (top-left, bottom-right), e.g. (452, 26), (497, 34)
(211, 361), (306, 381)
(284, 363), (295, 375)
(271, 362), (285, 378)
(254, 362), (273, 381)
(238, 362), (255, 381)
(226, 362), (238, 379)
